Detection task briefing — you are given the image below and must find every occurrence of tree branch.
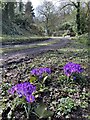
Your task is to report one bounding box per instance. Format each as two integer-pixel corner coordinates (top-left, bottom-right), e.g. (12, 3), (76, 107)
(60, 1), (78, 11)
(69, 0), (78, 8)
(60, 3), (74, 11)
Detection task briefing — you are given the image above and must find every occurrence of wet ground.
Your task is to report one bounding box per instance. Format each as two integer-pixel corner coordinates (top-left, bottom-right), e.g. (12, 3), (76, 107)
(1, 37), (71, 60)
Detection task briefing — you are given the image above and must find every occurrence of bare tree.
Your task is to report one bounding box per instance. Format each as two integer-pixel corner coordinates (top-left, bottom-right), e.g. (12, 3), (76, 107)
(36, 0), (58, 36)
(59, 0), (81, 35)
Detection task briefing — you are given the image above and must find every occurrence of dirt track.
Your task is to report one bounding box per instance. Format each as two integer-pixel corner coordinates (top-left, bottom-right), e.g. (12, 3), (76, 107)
(2, 37), (71, 60)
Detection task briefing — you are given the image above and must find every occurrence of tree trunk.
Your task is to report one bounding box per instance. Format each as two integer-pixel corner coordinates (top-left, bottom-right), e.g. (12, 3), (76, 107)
(87, 1), (90, 55)
(76, 1), (81, 35)
(8, 2), (15, 20)
(46, 17), (50, 36)
(2, 3), (9, 21)
(19, 0), (23, 13)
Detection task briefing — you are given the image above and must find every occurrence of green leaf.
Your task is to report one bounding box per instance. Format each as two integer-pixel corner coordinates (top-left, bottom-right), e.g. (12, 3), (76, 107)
(43, 76), (48, 83)
(12, 97), (25, 110)
(67, 108), (71, 112)
(34, 103), (53, 119)
(39, 87), (48, 92)
(29, 76), (37, 83)
(57, 111), (61, 116)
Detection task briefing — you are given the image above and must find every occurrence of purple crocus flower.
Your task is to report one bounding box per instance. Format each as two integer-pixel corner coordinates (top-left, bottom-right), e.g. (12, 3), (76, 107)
(63, 62), (83, 76)
(26, 95), (35, 103)
(73, 76), (76, 80)
(8, 82), (36, 102)
(31, 67), (51, 77)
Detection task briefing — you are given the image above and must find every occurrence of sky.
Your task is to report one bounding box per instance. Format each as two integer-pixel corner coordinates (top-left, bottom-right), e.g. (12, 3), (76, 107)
(16, 0), (89, 15)
(22, 0), (58, 9)
(20, 0), (59, 16)
(22, 0), (43, 8)
(17, 0), (89, 9)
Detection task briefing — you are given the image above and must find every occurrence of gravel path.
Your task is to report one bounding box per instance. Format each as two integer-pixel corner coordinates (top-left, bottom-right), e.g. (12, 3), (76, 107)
(2, 37), (71, 61)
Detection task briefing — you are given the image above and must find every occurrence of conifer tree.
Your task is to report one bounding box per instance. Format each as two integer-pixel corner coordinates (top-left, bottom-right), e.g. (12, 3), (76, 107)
(25, 1), (35, 23)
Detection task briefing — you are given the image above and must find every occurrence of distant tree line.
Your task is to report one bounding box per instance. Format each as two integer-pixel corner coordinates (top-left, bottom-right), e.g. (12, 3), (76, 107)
(1, 0), (43, 35)
(1, 0), (90, 36)
(36, 0), (89, 36)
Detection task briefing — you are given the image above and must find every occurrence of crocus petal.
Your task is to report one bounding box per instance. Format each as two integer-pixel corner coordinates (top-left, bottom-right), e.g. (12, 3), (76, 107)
(26, 95), (35, 102)
(64, 62), (83, 76)
(8, 82), (36, 102)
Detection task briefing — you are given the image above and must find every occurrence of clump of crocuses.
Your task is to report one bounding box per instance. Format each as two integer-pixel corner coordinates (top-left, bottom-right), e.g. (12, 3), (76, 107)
(8, 82), (36, 102)
(63, 62), (83, 77)
(30, 67), (51, 78)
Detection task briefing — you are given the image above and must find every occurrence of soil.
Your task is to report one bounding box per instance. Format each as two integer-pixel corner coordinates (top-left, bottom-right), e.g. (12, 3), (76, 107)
(1, 37), (89, 120)
(2, 37), (71, 60)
